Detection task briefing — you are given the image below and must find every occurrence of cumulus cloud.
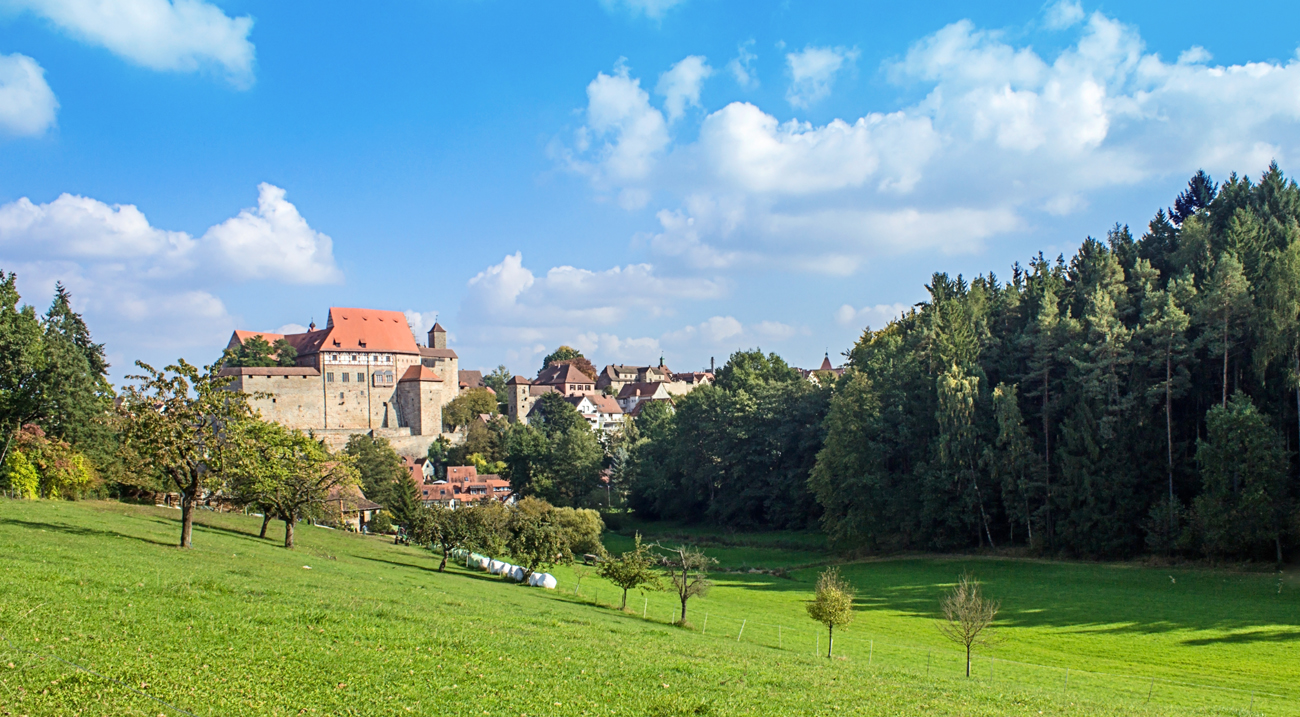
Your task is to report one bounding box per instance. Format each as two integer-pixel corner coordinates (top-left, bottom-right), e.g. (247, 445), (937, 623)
(403, 310), (441, 342)
(201, 183), (342, 283)
(1043, 0), (1084, 30)
(8, 0), (256, 86)
(0, 53), (58, 137)
(835, 302), (910, 329)
(727, 40), (758, 89)
(558, 9), (1300, 275)
(656, 55), (712, 122)
(598, 0), (687, 19)
(456, 252), (727, 369)
(662, 315), (797, 348)
(785, 45), (859, 108)
(0, 184), (342, 374)
(561, 60), (669, 202)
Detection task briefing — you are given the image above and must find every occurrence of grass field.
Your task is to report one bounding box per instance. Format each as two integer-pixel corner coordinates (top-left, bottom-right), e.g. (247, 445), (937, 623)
(1, 500), (1297, 716)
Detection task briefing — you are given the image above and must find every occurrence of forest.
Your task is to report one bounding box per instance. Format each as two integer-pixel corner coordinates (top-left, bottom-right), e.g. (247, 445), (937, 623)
(621, 165), (1300, 563)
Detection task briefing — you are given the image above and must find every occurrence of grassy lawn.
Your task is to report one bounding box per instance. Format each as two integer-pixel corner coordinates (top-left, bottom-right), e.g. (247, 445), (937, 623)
(1, 500), (1296, 716)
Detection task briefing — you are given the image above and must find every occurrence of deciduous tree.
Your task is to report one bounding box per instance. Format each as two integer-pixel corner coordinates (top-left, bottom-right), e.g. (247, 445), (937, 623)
(806, 567), (855, 658)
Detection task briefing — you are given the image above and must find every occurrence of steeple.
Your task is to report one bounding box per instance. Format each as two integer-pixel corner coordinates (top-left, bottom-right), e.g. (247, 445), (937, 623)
(819, 352), (834, 372)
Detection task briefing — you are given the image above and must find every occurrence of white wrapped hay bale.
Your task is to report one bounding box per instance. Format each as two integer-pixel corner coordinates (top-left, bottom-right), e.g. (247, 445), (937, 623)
(474, 556), (490, 570)
(526, 572), (541, 587)
(510, 566), (526, 582)
(489, 560), (506, 574)
(537, 573), (557, 589)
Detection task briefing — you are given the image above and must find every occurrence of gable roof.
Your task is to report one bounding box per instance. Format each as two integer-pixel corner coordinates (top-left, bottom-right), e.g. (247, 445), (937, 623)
(617, 381), (667, 399)
(419, 347), (458, 359)
(458, 370), (485, 389)
(589, 394), (624, 414)
(819, 354), (835, 371)
(399, 365), (442, 382)
(506, 375), (532, 386)
(537, 362), (595, 385)
(230, 306), (420, 358)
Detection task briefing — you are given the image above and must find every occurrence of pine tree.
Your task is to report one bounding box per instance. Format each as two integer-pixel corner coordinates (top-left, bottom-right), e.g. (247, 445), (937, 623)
(1138, 278), (1195, 541)
(1199, 254), (1252, 408)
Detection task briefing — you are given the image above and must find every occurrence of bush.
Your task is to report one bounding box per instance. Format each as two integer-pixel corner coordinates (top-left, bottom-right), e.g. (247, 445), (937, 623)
(368, 510), (394, 534)
(553, 506), (605, 555)
(1, 450), (39, 499)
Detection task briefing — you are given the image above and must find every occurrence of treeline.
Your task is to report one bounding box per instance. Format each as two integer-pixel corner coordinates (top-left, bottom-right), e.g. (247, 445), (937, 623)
(0, 276), (115, 497)
(611, 165), (1300, 563)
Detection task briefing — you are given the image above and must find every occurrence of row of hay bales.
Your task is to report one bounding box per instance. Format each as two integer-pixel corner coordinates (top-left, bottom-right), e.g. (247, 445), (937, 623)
(451, 549), (558, 589)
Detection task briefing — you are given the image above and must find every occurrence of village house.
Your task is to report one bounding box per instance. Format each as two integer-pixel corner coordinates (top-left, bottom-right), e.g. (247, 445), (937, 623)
(415, 465), (513, 507)
(525, 394), (624, 432)
(221, 307), (461, 456)
(506, 362), (599, 423)
(616, 381), (672, 413)
(327, 484), (383, 532)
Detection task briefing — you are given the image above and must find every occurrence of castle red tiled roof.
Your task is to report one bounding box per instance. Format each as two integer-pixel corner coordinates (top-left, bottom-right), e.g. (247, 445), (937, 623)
(536, 362), (594, 386)
(399, 365), (442, 382)
(229, 307), (420, 358)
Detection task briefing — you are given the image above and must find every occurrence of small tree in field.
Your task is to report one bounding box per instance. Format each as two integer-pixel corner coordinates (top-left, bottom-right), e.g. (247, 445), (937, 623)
(937, 572), (1000, 676)
(598, 533), (660, 609)
(806, 567), (855, 658)
(660, 544), (716, 625)
(119, 360), (252, 548)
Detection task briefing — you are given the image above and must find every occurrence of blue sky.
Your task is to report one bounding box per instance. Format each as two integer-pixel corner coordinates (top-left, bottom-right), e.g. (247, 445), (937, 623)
(3, 0), (1300, 383)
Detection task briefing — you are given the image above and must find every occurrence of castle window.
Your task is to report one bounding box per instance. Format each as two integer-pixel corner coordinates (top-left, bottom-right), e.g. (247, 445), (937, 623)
(356, 372), (364, 383)
(327, 372), (334, 382)
(341, 373), (349, 383)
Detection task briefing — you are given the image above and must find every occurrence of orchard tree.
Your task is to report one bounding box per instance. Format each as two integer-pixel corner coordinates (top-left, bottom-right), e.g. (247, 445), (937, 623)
(937, 572), (1000, 677)
(659, 544), (716, 625)
(443, 387), (499, 431)
(806, 567), (856, 658)
(597, 533), (660, 609)
(506, 497), (572, 578)
(119, 360), (253, 548)
(228, 420), (358, 549)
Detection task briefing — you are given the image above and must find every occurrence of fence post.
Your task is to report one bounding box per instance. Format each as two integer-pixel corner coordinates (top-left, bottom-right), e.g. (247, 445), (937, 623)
(1146, 678), (1154, 703)
(990, 656), (993, 681)
(737, 619), (746, 642)
(926, 651), (931, 676)
(778, 625), (782, 649)
(702, 613), (707, 635)
(643, 597), (648, 619)
(817, 633), (820, 656)
(1250, 691), (1255, 712)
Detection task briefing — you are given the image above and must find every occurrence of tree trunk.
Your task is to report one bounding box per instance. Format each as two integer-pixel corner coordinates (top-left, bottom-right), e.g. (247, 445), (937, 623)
(179, 475), (196, 549)
(972, 475), (995, 549)
(1166, 350), (1175, 546)
(1222, 316), (1230, 408)
(438, 547), (448, 572)
(679, 595), (687, 624)
(1042, 368), (1052, 546)
(965, 645), (972, 677)
(1277, 532), (1284, 567)
(284, 518), (295, 549)
(259, 512), (272, 539)
(620, 588), (628, 610)
(827, 624), (834, 658)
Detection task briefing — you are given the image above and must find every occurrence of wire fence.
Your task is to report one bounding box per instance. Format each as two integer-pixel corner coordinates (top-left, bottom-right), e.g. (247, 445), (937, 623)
(563, 583), (1294, 716)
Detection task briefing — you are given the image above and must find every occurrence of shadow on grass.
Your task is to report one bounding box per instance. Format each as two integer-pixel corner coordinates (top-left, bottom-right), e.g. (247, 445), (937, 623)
(0, 517), (174, 547)
(1182, 629), (1300, 645)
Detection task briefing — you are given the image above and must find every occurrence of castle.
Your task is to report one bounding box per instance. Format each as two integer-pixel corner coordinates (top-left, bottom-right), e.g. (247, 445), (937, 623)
(220, 307), (461, 456)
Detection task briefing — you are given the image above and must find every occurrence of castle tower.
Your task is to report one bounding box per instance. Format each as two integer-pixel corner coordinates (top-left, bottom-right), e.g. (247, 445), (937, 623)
(428, 322), (447, 349)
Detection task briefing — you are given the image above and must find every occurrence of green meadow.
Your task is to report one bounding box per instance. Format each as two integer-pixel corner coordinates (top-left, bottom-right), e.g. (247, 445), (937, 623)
(1, 500), (1297, 716)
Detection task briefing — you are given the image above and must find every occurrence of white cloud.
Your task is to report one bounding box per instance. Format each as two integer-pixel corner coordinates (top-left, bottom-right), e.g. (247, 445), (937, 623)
(563, 60), (669, 191)
(656, 55), (712, 122)
(274, 323), (308, 335)
(786, 45), (859, 108)
(1043, 0), (1084, 30)
(558, 10), (1300, 275)
(661, 315), (799, 349)
(8, 0), (255, 86)
(0, 184), (343, 374)
(0, 53), (57, 137)
(598, 0), (687, 19)
(201, 183), (342, 284)
(835, 302), (910, 328)
(403, 310), (440, 342)
(456, 252), (726, 371)
(727, 40), (758, 89)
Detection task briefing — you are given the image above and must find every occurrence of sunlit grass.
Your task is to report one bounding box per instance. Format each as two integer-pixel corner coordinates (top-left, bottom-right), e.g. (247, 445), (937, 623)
(0, 500), (1294, 716)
